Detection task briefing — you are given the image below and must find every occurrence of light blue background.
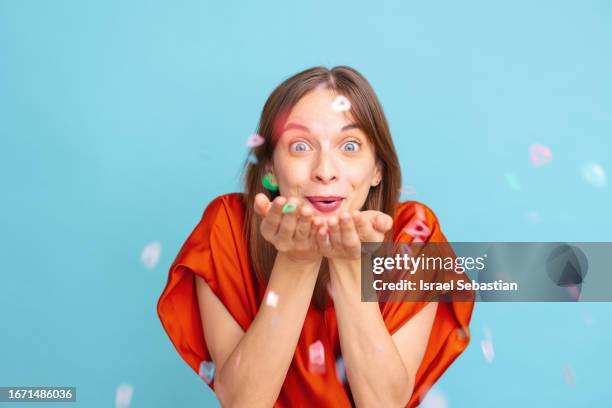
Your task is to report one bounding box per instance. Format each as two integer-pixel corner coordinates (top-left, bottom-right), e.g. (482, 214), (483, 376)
(1, 0), (611, 406)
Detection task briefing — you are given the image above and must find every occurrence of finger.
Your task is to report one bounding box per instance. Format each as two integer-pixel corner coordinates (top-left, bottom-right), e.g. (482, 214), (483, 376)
(316, 224), (331, 252)
(353, 211), (375, 240)
(339, 212), (360, 249)
(254, 193), (272, 217)
(327, 216), (342, 251)
(374, 213), (394, 232)
(260, 196), (286, 239)
(294, 204), (314, 240)
(276, 197), (300, 242)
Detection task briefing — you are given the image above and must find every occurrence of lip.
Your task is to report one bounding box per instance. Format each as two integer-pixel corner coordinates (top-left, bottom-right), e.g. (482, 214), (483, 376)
(306, 196), (345, 213)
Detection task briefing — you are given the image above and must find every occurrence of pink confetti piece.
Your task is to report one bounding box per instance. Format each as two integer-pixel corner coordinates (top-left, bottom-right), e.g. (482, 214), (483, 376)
(566, 285), (580, 301)
(529, 143), (553, 167)
(331, 95), (351, 112)
(141, 241), (161, 269)
(404, 219), (431, 240)
(308, 340), (326, 374)
(266, 290), (279, 307)
(115, 383), (134, 408)
(246, 133), (264, 148)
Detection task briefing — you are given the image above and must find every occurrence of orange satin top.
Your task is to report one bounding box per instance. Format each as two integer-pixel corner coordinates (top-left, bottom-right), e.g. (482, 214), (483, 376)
(157, 192), (474, 407)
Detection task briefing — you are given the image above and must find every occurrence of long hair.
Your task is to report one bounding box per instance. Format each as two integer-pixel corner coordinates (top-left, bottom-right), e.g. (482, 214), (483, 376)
(241, 66), (401, 309)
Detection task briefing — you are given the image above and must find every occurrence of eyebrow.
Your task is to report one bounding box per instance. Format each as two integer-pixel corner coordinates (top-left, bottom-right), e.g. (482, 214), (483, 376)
(283, 123), (360, 133)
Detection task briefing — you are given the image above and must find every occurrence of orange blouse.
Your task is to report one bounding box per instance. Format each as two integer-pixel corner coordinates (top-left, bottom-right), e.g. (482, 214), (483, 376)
(157, 193), (474, 407)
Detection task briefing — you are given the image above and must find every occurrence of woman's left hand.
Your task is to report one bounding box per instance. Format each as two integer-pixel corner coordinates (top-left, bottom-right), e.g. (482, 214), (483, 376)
(315, 210), (393, 261)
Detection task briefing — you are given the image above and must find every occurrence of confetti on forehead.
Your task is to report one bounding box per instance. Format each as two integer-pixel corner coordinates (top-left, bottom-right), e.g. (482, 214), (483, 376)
(331, 95), (351, 112)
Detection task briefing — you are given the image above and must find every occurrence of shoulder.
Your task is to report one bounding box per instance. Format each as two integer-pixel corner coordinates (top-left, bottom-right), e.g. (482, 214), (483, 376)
(198, 192), (247, 231)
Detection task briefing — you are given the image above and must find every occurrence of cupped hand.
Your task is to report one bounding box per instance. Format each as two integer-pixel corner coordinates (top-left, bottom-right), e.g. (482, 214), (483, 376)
(254, 193), (325, 264)
(314, 210), (394, 261)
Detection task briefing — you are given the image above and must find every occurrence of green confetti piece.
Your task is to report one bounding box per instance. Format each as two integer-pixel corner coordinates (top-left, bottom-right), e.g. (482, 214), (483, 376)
(262, 173), (279, 191)
(282, 203), (297, 214)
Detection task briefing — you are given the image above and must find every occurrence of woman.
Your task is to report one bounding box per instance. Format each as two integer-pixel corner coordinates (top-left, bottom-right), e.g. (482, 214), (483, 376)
(157, 66), (474, 407)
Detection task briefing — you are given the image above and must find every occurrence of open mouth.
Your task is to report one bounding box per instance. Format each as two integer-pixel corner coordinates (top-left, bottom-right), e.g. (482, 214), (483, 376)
(306, 196), (345, 213)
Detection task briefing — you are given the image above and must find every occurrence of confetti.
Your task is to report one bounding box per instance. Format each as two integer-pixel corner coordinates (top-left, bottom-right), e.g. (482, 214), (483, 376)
(247, 153), (258, 165)
(331, 95), (351, 112)
(266, 290), (279, 307)
(562, 364), (576, 386)
(526, 210), (541, 224)
(335, 356), (347, 384)
(308, 340), (326, 374)
(529, 143), (553, 167)
(504, 172), (521, 191)
(198, 361), (216, 384)
(420, 386), (448, 408)
(404, 219), (431, 241)
(399, 186), (417, 196)
(581, 162), (607, 188)
(141, 241), (161, 269)
(480, 338), (495, 363)
(115, 383), (133, 408)
(262, 173), (279, 191)
(246, 133), (264, 148)
(282, 203), (297, 214)
(566, 284), (581, 301)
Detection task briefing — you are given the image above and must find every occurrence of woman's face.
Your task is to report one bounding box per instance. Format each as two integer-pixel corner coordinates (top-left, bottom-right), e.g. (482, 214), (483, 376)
(271, 88), (382, 216)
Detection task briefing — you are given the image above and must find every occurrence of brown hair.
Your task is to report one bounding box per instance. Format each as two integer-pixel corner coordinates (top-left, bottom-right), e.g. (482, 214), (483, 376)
(241, 66), (401, 309)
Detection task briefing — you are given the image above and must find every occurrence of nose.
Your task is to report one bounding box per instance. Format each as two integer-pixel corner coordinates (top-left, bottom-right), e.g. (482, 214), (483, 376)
(311, 151), (339, 184)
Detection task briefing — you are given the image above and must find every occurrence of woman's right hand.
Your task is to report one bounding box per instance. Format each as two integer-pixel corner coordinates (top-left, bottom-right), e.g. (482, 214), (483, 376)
(254, 193), (324, 264)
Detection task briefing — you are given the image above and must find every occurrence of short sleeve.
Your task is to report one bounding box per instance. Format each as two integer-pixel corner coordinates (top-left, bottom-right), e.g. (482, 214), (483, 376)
(156, 193), (260, 386)
(381, 201), (475, 408)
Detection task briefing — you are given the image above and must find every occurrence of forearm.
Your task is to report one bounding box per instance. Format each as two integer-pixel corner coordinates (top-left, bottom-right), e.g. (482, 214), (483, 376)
(215, 253), (321, 407)
(330, 259), (412, 408)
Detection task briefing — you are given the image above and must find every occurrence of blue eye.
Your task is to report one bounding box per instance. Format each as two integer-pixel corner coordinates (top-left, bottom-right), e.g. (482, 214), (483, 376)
(342, 141), (361, 152)
(290, 141), (311, 152)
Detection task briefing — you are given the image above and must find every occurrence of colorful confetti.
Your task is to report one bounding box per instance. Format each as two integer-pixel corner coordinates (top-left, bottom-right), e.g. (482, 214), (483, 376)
(399, 186), (417, 196)
(262, 173), (279, 191)
(282, 203), (297, 214)
(581, 162), (607, 188)
(562, 364), (576, 387)
(266, 290), (279, 307)
(404, 219), (431, 241)
(504, 172), (522, 191)
(481, 338), (495, 363)
(335, 356), (347, 384)
(529, 143), (553, 167)
(246, 133), (264, 148)
(308, 340), (326, 374)
(115, 383), (133, 408)
(331, 95), (351, 112)
(420, 386), (448, 408)
(198, 360), (216, 384)
(141, 241), (161, 269)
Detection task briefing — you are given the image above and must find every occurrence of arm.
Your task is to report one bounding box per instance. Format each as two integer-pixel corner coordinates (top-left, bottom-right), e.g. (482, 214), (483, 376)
(329, 258), (438, 407)
(196, 253), (321, 408)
